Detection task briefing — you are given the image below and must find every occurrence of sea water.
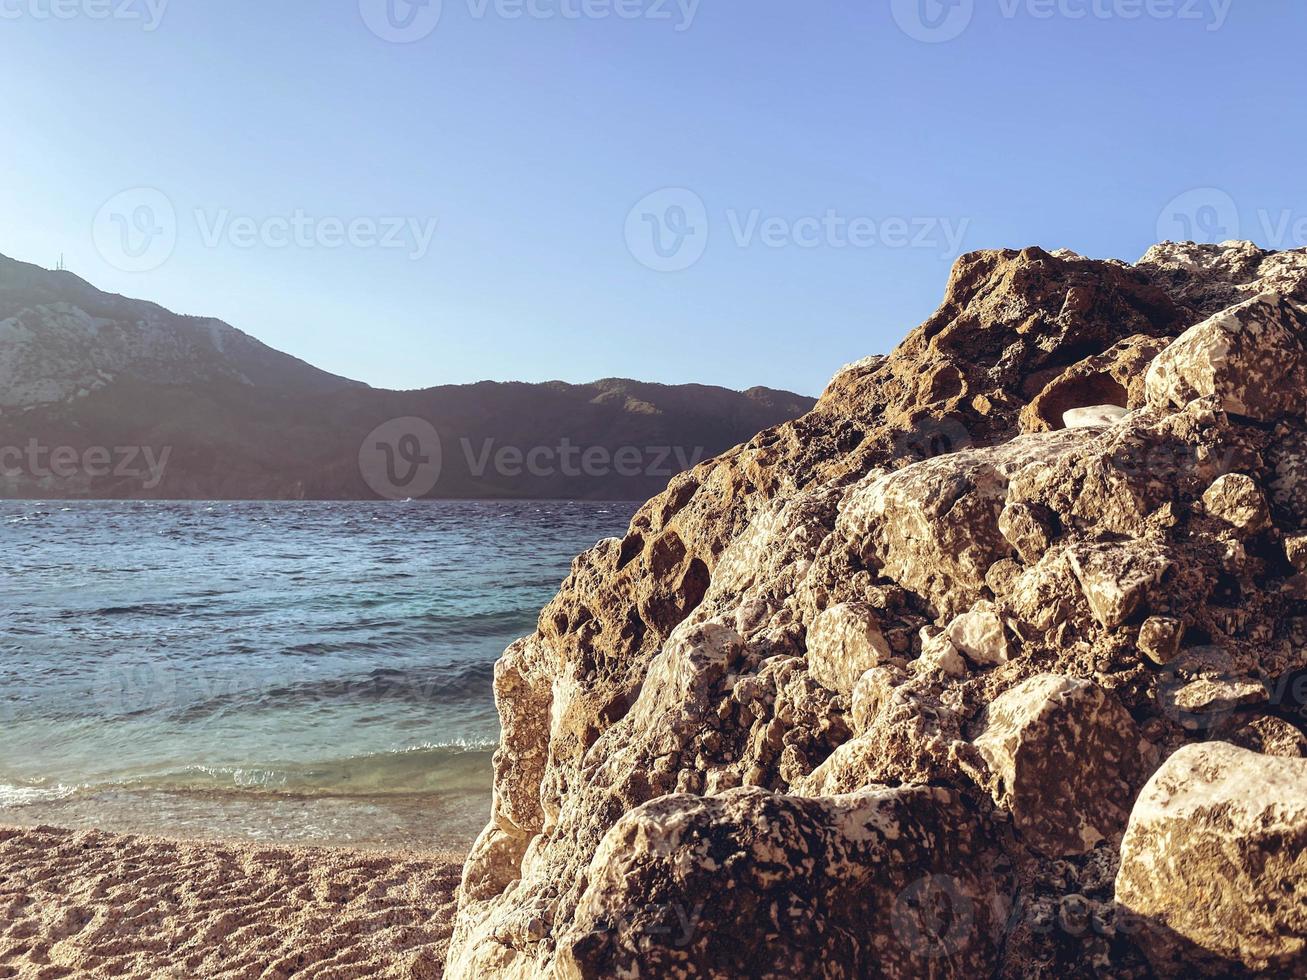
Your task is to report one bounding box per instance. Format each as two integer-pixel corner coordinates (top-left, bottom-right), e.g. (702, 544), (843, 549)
(0, 499), (637, 851)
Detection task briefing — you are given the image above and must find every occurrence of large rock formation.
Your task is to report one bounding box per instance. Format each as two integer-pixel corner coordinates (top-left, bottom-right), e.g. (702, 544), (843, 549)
(448, 242), (1307, 978)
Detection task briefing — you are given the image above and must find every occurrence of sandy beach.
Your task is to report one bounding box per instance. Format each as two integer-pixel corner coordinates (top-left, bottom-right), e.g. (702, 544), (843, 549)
(0, 825), (464, 979)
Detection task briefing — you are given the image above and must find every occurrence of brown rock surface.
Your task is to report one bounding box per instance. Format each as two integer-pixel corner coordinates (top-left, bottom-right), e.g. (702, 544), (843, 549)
(449, 243), (1307, 978)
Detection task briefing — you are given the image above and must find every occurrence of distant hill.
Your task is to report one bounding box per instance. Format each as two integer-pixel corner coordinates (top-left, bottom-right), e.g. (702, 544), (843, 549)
(0, 254), (814, 500)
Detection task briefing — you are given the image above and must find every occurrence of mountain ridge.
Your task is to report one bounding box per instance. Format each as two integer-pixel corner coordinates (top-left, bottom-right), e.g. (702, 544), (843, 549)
(0, 254), (814, 500)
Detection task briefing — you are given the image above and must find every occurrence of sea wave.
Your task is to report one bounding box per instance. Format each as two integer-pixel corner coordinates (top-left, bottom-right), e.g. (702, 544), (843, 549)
(0, 742), (496, 806)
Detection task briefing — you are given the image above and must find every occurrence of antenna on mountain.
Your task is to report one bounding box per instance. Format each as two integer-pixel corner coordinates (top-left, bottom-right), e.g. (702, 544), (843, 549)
(56, 253), (65, 272)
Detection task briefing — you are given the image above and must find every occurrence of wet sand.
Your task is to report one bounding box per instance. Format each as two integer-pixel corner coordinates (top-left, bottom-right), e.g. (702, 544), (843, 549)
(0, 825), (465, 979)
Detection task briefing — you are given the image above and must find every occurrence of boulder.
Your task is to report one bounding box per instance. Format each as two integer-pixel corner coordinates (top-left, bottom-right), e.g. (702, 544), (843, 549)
(1145, 291), (1307, 422)
(1116, 742), (1307, 976)
(1137, 615), (1184, 665)
(971, 674), (1149, 856)
(448, 244), (1307, 978)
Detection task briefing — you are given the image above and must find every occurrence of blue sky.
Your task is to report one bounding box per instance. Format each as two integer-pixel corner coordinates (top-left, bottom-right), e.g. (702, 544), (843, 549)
(1, 1), (1303, 397)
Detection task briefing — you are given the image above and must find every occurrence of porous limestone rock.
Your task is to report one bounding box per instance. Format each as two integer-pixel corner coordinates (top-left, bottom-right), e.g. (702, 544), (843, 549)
(553, 785), (1010, 979)
(970, 674), (1149, 856)
(804, 601), (891, 694)
(1116, 742), (1307, 976)
(1145, 291), (1307, 422)
(449, 244), (1307, 979)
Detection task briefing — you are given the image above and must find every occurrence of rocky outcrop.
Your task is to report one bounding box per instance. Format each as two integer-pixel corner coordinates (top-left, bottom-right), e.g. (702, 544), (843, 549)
(449, 242), (1307, 978)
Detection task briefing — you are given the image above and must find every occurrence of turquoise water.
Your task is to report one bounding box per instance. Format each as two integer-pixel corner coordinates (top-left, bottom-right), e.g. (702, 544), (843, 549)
(0, 500), (637, 850)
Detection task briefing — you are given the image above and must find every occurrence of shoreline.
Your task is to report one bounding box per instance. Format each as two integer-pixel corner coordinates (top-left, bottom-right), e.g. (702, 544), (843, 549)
(0, 823), (468, 979)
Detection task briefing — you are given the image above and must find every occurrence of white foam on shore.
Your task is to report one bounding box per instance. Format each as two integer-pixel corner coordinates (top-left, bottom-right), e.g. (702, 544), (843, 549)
(0, 782), (78, 806)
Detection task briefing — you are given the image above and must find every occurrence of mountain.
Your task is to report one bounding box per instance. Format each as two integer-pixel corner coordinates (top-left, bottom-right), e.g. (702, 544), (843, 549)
(0, 254), (814, 500)
(448, 242), (1307, 978)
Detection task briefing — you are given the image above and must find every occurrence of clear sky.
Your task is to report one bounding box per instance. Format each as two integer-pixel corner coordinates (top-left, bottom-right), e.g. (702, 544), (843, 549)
(2, 1), (1303, 397)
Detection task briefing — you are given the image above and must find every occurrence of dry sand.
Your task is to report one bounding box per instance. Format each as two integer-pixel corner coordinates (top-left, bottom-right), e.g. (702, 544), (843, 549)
(0, 825), (464, 979)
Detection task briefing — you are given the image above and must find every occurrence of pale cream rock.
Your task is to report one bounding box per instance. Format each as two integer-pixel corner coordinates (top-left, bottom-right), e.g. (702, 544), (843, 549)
(913, 629), (967, 678)
(805, 601), (892, 694)
(1062, 404), (1128, 428)
(1116, 742), (1307, 976)
(944, 600), (1011, 667)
